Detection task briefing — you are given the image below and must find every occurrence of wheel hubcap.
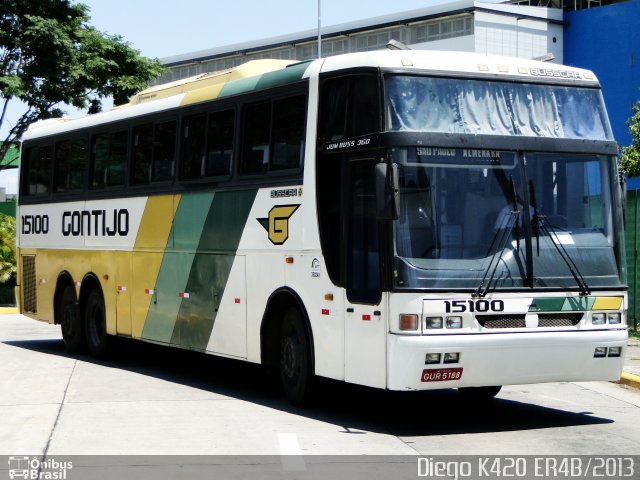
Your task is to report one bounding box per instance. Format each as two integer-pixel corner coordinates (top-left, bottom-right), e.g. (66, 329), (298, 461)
(282, 334), (300, 380)
(61, 306), (76, 337)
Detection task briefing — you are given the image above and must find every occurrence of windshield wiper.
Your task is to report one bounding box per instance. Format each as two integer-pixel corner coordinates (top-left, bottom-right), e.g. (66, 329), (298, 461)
(528, 179), (590, 296)
(536, 216), (591, 296)
(529, 180), (540, 256)
(473, 176), (520, 298)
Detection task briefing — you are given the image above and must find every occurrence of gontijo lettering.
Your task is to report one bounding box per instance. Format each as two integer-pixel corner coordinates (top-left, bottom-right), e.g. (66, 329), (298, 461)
(62, 209), (129, 236)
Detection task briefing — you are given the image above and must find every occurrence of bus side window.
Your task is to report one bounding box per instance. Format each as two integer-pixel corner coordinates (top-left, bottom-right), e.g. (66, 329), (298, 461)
(132, 124), (153, 184)
(206, 109), (234, 177)
(152, 121), (176, 182)
(241, 101), (271, 174)
(182, 114), (207, 179)
(54, 138), (87, 193)
(240, 95), (305, 175)
(24, 145), (52, 196)
(132, 120), (176, 185)
(271, 95), (305, 171)
(319, 74), (380, 143)
(91, 131), (127, 189)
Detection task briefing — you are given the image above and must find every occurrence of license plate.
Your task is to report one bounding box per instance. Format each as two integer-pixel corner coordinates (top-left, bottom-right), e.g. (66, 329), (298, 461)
(421, 367), (463, 382)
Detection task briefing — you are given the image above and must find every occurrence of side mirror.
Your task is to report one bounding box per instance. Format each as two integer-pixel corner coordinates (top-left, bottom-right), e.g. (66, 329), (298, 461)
(619, 170), (627, 229)
(375, 162), (400, 220)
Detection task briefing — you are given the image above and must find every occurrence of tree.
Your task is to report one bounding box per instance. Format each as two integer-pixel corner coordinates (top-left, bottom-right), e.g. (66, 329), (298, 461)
(0, 0), (164, 163)
(0, 214), (16, 286)
(620, 101), (640, 178)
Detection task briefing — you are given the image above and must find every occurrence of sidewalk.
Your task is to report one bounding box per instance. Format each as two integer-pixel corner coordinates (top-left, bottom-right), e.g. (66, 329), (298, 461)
(620, 337), (640, 389)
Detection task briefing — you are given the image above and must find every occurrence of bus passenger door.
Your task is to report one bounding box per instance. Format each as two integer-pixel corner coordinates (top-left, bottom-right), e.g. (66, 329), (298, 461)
(343, 158), (387, 389)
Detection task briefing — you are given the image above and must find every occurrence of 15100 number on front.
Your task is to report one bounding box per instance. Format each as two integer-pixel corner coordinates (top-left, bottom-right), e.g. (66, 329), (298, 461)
(443, 299), (504, 313)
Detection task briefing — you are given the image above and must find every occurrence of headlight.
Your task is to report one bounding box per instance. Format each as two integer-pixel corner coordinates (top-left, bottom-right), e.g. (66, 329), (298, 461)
(425, 316), (443, 329)
(425, 353), (441, 364)
(607, 312), (622, 324)
(443, 352), (460, 364)
(446, 316), (463, 329)
(608, 347), (622, 357)
(592, 313), (606, 325)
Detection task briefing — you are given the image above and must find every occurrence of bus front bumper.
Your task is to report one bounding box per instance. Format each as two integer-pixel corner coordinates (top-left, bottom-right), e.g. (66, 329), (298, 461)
(387, 329), (628, 391)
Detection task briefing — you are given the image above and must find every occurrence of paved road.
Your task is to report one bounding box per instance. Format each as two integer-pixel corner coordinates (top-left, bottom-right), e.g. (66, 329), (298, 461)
(1, 313), (639, 460)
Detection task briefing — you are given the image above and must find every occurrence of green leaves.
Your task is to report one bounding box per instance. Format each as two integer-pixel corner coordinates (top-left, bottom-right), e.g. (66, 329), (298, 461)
(620, 102), (640, 178)
(0, 0), (164, 161)
(0, 214), (16, 286)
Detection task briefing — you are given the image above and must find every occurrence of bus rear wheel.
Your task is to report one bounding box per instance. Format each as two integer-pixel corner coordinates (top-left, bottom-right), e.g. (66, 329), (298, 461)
(84, 288), (109, 359)
(58, 284), (84, 354)
(279, 307), (313, 406)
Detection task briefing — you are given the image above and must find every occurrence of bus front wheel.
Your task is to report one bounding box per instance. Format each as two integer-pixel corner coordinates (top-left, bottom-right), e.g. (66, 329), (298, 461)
(279, 307), (313, 406)
(58, 284), (84, 354)
(84, 288), (109, 359)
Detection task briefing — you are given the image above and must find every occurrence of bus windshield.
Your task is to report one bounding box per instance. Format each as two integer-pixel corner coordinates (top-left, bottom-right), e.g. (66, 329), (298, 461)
(391, 148), (624, 291)
(385, 75), (613, 140)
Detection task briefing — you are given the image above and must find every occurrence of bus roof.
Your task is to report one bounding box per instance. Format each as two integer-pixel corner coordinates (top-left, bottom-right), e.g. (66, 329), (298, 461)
(23, 50), (599, 141)
(126, 59), (299, 106)
(320, 50), (600, 85)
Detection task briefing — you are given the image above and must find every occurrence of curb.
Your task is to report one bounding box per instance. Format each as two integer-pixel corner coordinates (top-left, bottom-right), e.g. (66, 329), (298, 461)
(0, 307), (19, 314)
(617, 372), (640, 389)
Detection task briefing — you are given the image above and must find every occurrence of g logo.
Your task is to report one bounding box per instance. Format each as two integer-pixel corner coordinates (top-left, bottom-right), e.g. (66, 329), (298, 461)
(258, 205), (300, 245)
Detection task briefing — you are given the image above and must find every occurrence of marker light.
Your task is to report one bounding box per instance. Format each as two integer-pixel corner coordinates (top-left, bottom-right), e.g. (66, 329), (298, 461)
(425, 317), (443, 329)
(446, 316), (463, 329)
(425, 353), (441, 364)
(594, 347), (607, 358)
(608, 347), (622, 357)
(443, 352), (460, 364)
(592, 313), (606, 325)
(399, 314), (419, 331)
(607, 312), (622, 324)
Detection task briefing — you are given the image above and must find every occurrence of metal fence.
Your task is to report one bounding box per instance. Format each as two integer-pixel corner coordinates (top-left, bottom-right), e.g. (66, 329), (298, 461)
(626, 188), (640, 330)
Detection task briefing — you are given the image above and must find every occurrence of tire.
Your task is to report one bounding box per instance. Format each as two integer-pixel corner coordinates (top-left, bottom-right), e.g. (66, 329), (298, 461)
(279, 307), (313, 406)
(458, 385), (502, 401)
(84, 288), (110, 359)
(57, 284), (84, 354)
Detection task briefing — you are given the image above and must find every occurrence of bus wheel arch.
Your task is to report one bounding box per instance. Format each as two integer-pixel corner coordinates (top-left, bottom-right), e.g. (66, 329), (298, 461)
(80, 274), (110, 359)
(54, 272), (84, 353)
(261, 288), (315, 405)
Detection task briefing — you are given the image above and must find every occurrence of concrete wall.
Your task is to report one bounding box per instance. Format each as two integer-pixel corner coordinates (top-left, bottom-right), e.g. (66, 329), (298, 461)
(474, 2), (563, 62)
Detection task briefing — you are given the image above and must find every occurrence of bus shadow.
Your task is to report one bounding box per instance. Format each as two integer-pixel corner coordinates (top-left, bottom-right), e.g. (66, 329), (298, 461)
(3, 337), (613, 436)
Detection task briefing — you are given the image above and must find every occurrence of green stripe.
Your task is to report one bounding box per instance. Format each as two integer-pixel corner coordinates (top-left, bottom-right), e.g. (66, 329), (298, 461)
(528, 298), (565, 312)
(218, 61), (310, 99)
(170, 189), (258, 350)
(141, 192), (215, 343)
(563, 296), (596, 311)
(529, 296), (599, 312)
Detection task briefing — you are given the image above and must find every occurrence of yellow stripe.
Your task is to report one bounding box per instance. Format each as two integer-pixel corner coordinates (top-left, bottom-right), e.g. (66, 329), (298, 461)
(130, 194), (181, 338)
(592, 296), (623, 310)
(182, 83), (224, 106)
(134, 195), (178, 249)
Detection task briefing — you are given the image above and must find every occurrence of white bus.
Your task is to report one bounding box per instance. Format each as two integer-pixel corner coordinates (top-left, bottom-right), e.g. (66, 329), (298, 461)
(17, 50), (627, 405)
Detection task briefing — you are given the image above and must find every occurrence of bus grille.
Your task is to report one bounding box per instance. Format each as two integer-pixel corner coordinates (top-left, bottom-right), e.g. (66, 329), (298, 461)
(538, 313), (583, 327)
(476, 314), (526, 329)
(22, 256), (37, 313)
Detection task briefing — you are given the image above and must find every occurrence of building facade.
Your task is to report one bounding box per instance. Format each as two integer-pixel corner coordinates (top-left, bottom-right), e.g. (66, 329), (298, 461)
(158, 1), (563, 84)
